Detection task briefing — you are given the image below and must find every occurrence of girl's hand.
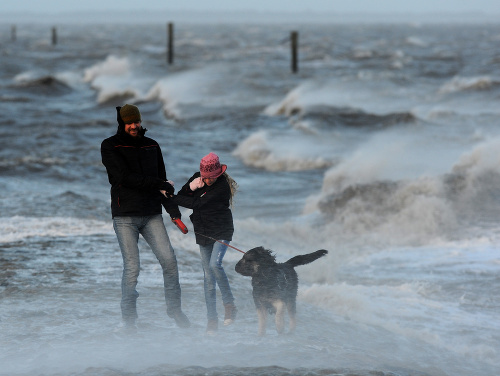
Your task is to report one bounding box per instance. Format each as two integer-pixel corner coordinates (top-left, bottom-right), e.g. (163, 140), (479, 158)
(189, 177), (205, 191)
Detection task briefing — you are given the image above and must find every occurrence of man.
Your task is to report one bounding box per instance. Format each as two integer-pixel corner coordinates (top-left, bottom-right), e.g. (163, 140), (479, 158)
(101, 104), (190, 329)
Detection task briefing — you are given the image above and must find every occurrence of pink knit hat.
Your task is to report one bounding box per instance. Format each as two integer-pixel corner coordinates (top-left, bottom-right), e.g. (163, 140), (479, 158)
(200, 152), (227, 179)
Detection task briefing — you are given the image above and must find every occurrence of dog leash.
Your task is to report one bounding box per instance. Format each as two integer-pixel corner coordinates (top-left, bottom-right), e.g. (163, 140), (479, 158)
(171, 218), (245, 254)
(193, 230), (246, 254)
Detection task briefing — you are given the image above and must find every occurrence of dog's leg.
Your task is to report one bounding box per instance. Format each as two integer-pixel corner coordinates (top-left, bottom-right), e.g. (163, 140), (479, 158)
(287, 300), (297, 334)
(273, 300), (286, 334)
(257, 307), (267, 336)
(288, 312), (296, 333)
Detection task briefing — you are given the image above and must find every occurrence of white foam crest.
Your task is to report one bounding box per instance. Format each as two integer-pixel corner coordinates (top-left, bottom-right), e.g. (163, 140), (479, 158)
(306, 137), (500, 245)
(304, 136), (500, 245)
(352, 48), (373, 59)
(13, 70), (39, 83)
(452, 137), (500, 178)
(0, 155), (65, 168)
(0, 216), (113, 243)
(12, 70), (78, 88)
(83, 55), (146, 103)
(83, 55), (130, 83)
(358, 178), (452, 242)
(263, 85), (304, 116)
(303, 129), (461, 244)
(145, 66), (226, 119)
(263, 81), (347, 117)
(55, 70), (83, 87)
(439, 75), (498, 94)
(444, 137), (500, 209)
(232, 130), (333, 172)
(263, 79), (412, 119)
(315, 178), (454, 246)
(405, 36), (428, 47)
(321, 134), (411, 195)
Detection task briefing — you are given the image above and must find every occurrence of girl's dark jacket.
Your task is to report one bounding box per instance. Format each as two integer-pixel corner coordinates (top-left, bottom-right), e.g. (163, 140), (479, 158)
(174, 172), (234, 245)
(100, 108), (180, 219)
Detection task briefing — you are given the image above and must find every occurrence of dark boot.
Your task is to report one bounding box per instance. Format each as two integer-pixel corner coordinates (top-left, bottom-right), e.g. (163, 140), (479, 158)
(206, 319), (218, 335)
(168, 309), (191, 328)
(223, 303), (237, 326)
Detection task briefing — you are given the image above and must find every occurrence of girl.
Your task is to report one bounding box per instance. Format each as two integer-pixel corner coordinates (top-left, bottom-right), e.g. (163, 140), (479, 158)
(174, 152), (238, 334)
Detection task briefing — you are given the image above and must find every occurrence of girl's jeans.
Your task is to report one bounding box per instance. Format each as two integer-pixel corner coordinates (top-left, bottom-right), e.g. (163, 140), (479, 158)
(199, 240), (235, 321)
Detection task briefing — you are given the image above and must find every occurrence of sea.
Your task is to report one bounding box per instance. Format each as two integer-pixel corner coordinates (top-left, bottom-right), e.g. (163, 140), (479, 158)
(1, 14), (500, 376)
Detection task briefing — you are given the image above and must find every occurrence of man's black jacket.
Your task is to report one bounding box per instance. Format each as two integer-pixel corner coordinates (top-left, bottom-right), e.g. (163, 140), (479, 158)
(101, 130), (180, 219)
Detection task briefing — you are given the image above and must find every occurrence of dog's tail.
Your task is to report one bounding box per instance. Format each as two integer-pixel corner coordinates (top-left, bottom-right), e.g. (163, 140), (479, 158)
(285, 249), (328, 268)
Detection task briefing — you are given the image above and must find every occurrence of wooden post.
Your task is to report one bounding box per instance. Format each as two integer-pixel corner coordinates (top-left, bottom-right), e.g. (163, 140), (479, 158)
(51, 27), (57, 45)
(11, 25), (16, 42)
(291, 31), (298, 73)
(167, 22), (174, 64)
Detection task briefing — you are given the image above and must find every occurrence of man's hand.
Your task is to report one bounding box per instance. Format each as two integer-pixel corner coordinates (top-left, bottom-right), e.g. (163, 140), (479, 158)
(160, 180), (175, 196)
(160, 189), (172, 198)
(171, 218), (188, 234)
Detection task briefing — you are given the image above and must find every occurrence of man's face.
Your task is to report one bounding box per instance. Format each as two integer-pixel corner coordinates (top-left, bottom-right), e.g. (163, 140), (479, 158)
(124, 122), (141, 138)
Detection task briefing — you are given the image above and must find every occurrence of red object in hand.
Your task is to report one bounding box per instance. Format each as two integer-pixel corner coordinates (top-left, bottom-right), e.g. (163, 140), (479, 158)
(172, 218), (188, 234)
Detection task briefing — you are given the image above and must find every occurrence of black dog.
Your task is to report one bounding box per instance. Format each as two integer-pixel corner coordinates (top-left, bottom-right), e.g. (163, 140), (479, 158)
(235, 247), (328, 336)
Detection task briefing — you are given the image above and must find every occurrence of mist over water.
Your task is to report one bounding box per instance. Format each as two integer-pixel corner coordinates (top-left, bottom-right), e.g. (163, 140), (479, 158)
(1, 19), (500, 376)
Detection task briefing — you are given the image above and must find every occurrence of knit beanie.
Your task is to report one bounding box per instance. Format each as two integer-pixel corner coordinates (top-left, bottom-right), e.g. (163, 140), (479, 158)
(200, 152), (227, 179)
(120, 104), (141, 124)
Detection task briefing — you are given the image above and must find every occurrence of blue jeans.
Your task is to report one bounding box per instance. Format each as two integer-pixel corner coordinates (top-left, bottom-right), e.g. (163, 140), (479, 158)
(113, 214), (182, 323)
(199, 240), (235, 321)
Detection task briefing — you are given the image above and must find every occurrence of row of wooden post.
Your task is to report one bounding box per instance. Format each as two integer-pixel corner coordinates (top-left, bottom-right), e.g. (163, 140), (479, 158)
(10, 23), (300, 73)
(11, 25), (57, 45)
(166, 23), (299, 72)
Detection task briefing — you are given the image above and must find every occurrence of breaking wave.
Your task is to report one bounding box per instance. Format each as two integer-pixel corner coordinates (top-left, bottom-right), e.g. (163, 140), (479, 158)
(232, 131), (334, 171)
(83, 55), (143, 103)
(439, 76), (500, 94)
(263, 83), (417, 129)
(307, 137), (500, 244)
(12, 74), (72, 95)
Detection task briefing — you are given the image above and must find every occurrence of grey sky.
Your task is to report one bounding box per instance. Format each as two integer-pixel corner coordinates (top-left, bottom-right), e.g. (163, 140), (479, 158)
(2, 0), (500, 14)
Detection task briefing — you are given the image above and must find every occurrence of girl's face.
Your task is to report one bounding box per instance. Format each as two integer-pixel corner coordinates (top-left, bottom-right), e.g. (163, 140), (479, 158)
(203, 177), (217, 186)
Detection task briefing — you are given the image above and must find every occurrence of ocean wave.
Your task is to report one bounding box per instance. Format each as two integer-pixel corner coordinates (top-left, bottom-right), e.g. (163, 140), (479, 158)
(316, 177), (456, 244)
(296, 105), (416, 128)
(351, 48), (373, 59)
(145, 66), (229, 119)
(12, 74), (71, 95)
(0, 155), (65, 171)
(0, 216), (113, 243)
(405, 36), (428, 47)
(19, 365), (400, 376)
(264, 84), (417, 128)
(83, 55), (143, 103)
(445, 138), (500, 223)
(439, 76), (500, 94)
(83, 55), (130, 83)
(0, 95), (30, 103)
(310, 137), (500, 243)
(146, 79), (182, 119)
(232, 131), (334, 171)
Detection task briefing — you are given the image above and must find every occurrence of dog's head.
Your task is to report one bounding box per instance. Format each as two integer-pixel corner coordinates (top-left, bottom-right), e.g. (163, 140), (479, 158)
(235, 246), (276, 277)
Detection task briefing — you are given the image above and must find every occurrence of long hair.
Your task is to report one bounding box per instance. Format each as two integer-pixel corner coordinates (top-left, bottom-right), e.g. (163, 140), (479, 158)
(222, 172), (238, 207)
